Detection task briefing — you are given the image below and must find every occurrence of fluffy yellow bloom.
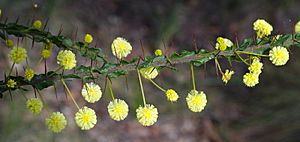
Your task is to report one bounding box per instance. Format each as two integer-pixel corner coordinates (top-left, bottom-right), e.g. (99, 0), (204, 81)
(33, 20), (42, 29)
(7, 79), (17, 88)
(269, 46), (289, 66)
(154, 49), (163, 56)
(186, 90), (207, 112)
(136, 104), (158, 126)
(107, 99), (129, 121)
(8, 47), (27, 64)
(41, 42), (53, 59)
(165, 89), (179, 102)
(81, 82), (102, 103)
(295, 21), (300, 33)
(84, 34), (93, 44)
(248, 58), (263, 74)
(243, 72), (259, 87)
(75, 106), (97, 130)
(6, 39), (14, 48)
(139, 67), (158, 79)
(253, 19), (273, 38)
(111, 37), (132, 59)
(45, 112), (67, 133)
(26, 98), (43, 115)
(222, 69), (234, 84)
(215, 37), (233, 51)
(24, 68), (35, 81)
(57, 50), (76, 70)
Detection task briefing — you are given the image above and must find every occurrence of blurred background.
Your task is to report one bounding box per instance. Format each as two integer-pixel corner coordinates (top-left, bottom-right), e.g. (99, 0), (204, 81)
(0, 0), (300, 142)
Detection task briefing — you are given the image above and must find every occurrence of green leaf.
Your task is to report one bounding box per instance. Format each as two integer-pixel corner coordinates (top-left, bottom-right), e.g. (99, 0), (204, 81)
(63, 74), (81, 79)
(62, 38), (73, 48)
(108, 70), (128, 78)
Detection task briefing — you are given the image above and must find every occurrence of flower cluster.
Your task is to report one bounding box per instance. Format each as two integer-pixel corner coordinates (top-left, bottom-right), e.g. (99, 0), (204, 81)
(136, 104), (158, 126)
(6, 79), (16, 88)
(81, 82), (102, 103)
(215, 37), (233, 51)
(46, 112), (67, 133)
(295, 21), (300, 33)
(253, 19), (273, 38)
(111, 37), (132, 59)
(222, 69), (234, 84)
(269, 46), (289, 66)
(84, 34), (93, 44)
(8, 47), (27, 64)
(41, 42), (53, 59)
(140, 67), (158, 79)
(26, 98), (43, 115)
(107, 99), (129, 121)
(165, 89), (179, 102)
(33, 20), (42, 29)
(24, 68), (35, 81)
(75, 106), (97, 130)
(243, 57), (263, 87)
(186, 90), (207, 112)
(154, 49), (163, 56)
(57, 50), (77, 70)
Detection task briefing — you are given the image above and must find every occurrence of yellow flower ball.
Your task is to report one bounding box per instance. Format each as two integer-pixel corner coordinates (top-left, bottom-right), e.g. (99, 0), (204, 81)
(41, 42), (53, 59)
(6, 39), (14, 48)
(8, 47), (27, 64)
(111, 37), (132, 59)
(136, 104), (158, 126)
(139, 67), (158, 79)
(294, 21), (300, 33)
(24, 68), (35, 81)
(107, 99), (129, 121)
(222, 69), (234, 84)
(33, 20), (42, 29)
(81, 82), (102, 103)
(154, 49), (163, 56)
(215, 37), (233, 51)
(26, 98), (43, 115)
(7, 79), (17, 88)
(75, 106), (97, 130)
(57, 50), (77, 70)
(248, 58), (263, 74)
(253, 19), (273, 38)
(165, 89), (179, 102)
(186, 90), (207, 112)
(243, 72), (259, 87)
(46, 112), (67, 133)
(84, 34), (93, 44)
(269, 46), (289, 66)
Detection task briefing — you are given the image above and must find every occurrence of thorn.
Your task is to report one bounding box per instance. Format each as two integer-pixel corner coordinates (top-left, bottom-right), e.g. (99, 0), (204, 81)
(74, 26), (78, 40)
(192, 34), (198, 52)
(43, 18), (49, 31)
(54, 83), (59, 104)
(15, 67), (18, 76)
(58, 24), (63, 36)
(31, 38), (35, 49)
(139, 39), (145, 59)
(15, 16), (20, 24)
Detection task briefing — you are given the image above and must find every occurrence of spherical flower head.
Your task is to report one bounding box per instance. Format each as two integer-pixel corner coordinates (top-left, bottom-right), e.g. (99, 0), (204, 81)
(111, 37), (132, 59)
(81, 82), (102, 103)
(154, 49), (163, 56)
(215, 37), (233, 51)
(84, 34), (93, 44)
(46, 112), (67, 133)
(136, 104), (158, 126)
(33, 20), (42, 29)
(139, 67), (158, 79)
(186, 90), (207, 112)
(24, 68), (35, 81)
(41, 42), (53, 59)
(26, 98), (43, 115)
(248, 58), (263, 74)
(57, 50), (77, 70)
(253, 19), (273, 38)
(295, 21), (300, 33)
(7, 79), (17, 88)
(8, 47), (27, 64)
(165, 89), (179, 102)
(75, 106), (97, 130)
(243, 72), (259, 87)
(269, 46), (289, 66)
(107, 99), (129, 121)
(6, 39), (14, 48)
(222, 69), (234, 84)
